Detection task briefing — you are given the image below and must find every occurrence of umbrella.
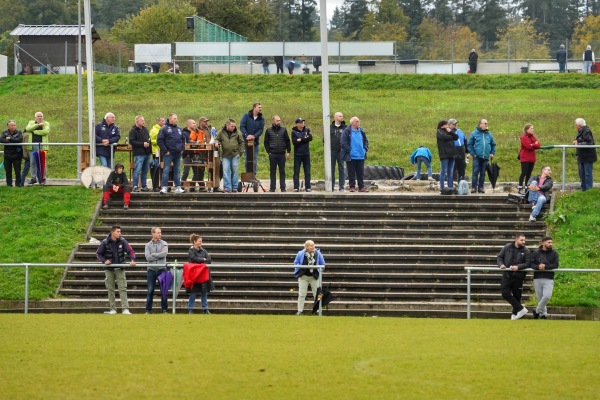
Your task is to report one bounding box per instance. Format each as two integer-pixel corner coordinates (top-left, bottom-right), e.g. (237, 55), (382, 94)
(312, 285), (334, 314)
(0, 161), (4, 179)
(157, 269), (174, 301)
(486, 160), (501, 189)
(170, 268), (184, 298)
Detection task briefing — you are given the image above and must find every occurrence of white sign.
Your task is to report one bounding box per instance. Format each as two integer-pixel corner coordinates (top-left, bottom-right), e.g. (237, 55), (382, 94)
(134, 44), (172, 63)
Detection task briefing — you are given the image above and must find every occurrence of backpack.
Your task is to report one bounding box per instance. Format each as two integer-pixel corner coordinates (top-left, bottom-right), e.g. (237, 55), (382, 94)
(457, 180), (469, 195)
(441, 187), (457, 195)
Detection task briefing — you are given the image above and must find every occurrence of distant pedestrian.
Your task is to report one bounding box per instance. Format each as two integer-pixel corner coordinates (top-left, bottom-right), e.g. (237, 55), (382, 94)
(436, 120), (458, 191)
(288, 57), (296, 75)
(467, 119), (496, 193)
(261, 56), (270, 74)
(556, 44), (567, 73)
(96, 225), (136, 315)
(293, 240), (326, 315)
(583, 45), (595, 74)
(518, 124), (541, 194)
(468, 49), (478, 73)
(573, 118), (597, 191)
(341, 116), (369, 192)
(410, 146), (433, 181)
(497, 233), (531, 320)
(532, 236), (559, 320)
(274, 56), (284, 74)
(144, 227), (169, 314)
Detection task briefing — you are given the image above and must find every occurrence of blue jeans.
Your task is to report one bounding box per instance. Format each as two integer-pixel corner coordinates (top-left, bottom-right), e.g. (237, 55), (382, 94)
(415, 156), (432, 179)
(583, 60), (593, 74)
(471, 157), (489, 190)
(527, 182), (547, 218)
(146, 269), (168, 312)
(558, 62), (566, 73)
(331, 150), (345, 190)
(98, 155), (110, 168)
(439, 158), (456, 190)
(578, 162), (594, 191)
(188, 286), (208, 311)
(20, 158), (30, 185)
(222, 155), (240, 191)
(293, 154), (311, 190)
(161, 153), (181, 188)
(133, 154), (151, 188)
(244, 143), (260, 174)
(263, 66), (269, 74)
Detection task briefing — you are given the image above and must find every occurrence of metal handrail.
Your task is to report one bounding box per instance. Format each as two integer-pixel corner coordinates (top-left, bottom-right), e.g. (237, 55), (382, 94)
(540, 144), (600, 191)
(464, 266), (600, 319)
(0, 262), (325, 316)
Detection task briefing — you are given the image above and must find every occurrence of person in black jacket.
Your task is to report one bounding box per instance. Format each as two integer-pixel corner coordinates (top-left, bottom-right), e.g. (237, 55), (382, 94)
(532, 236), (559, 319)
(497, 233), (532, 320)
(129, 115), (152, 192)
(436, 120), (458, 192)
(0, 120), (23, 187)
(573, 118), (597, 191)
(330, 112), (346, 191)
(187, 233), (214, 314)
(102, 162), (132, 210)
(263, 115), (291, 192)
(292, 118), (313, 192)
(556, 44), (567, 73)
(468, 49), (478, 73)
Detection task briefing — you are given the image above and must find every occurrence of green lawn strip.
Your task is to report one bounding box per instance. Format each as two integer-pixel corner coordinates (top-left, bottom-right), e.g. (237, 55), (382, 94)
(1, 315), (599, 399)
(1, 74), (599, 181)
(0, 186), (99, 300)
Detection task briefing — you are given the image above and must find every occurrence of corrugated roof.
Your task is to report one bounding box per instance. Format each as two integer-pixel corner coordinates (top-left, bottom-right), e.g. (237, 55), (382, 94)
(10, 25), (100, 40)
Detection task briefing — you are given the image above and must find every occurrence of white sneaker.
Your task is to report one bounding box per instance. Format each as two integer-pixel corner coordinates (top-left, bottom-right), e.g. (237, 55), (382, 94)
(529, 214), (536, 222)
(160, 187), (168, 194)
(511, 314), (517, 320)
(175, 186), (185, 193)
(514, 307), (528, 320)
(122, 309), (132, 315)
(104, 309), (117, 315)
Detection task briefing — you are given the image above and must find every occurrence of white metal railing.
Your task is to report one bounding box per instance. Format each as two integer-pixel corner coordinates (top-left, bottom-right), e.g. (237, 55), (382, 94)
(464, 266), (600, 319)
(0, 262), (325, 316)
(540, 144), (600, 191)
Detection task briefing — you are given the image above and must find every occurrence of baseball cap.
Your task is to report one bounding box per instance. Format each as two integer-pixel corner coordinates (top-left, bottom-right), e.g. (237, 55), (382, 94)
(295, 118), (305, 124)
(199, 117), (210, 122)
(448, 118), (458, 124)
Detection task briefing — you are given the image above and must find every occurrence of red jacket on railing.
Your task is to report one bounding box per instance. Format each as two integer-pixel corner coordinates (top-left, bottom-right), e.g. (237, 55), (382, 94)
(183, 263), (210, 289)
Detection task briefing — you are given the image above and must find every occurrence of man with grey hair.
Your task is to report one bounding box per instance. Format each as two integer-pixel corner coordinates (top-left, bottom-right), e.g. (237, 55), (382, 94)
(95, 112), (121, 168)
(0, 120), (23, 187)
(330, 112), (346, 191)
(556, 44), (567, 73)
(583, 45), (595, 74)
(144, 227), (169, 314)
(341, 116), (369, 192)
(573, 118), (597, 191)
(129, 115), (152, 192)
(527, 166), (553, 222)
(23, 111), (50, 185)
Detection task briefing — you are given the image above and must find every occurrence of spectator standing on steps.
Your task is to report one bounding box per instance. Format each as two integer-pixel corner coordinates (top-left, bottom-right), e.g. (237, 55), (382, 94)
(527, 166), (553, 222)
(341, 116), (369, 192)
(263, 115), (291, 192)
(330, 112), (347, 191)
(556, 44), (567, 73)
(240, 103), (265, 175)
(149, 117), (165, 191)
(436, 120), (458, 192)
(497, 233), (531, 320)
(157, 113), (186, 194)
(583, 45), (595, 74)
(0, 120), (23, 187)
(129, 115), (152, 192)
(468, 49), (478, 73)
(573, 118), (597, 191)
(95, 112), (120, 168)
(187, 234), (214, 314)
(467, 119), (496, 193)
(293, 240), (326, 315)
(518, 123), (541, 194)
(215, 119), (244, 193)
(532, 236), (559, 320)
(96, 225), (136, 315)
(23, 111), (50, 185)
(144, 227), (169, 314)
(291, 117), (313, 192)
(449, 119), (468, 182)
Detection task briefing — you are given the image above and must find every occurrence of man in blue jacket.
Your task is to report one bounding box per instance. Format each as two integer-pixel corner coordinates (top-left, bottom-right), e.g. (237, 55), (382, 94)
(410, 145), (433, 181)
(157, 113), (186, 194)
(293, 240), (326, 315)
(341, 116), (369, 192)
(95, 112), (120, 168)
(467, 119), (496, 193)
(240, 103), (265, 175)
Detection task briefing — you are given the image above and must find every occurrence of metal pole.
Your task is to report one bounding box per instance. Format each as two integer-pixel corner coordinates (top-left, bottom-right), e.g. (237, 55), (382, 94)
(507, 41), (511, 74)
(451, 41), (454, 74)
(319, 0), (332, 192)
(64, 41), (68, 73)
(562, 146), (567, 191)
(83, 0), (96, 165)
(77, 0), (83, 178)
(466, 268), (471, 319)
(172, 264), (177, 314)
(24, 264), (29, 314)
(318, 266), (323, 316)
(228, 42), (231, 74)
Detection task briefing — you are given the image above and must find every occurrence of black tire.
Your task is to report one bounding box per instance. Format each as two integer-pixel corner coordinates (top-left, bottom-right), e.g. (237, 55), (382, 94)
(253, 181), (258, 192)
(237, 182), (242, 192)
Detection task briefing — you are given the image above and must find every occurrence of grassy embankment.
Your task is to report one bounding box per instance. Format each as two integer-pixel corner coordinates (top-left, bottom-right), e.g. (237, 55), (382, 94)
(1, 73), (599, 182)
(1, 315), (599, 399)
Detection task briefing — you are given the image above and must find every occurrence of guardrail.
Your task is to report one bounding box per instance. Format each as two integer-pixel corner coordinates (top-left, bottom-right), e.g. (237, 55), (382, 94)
(0, 262), (326, 316)
(464, 266), (600, 319)
(540, 144), (600, 191)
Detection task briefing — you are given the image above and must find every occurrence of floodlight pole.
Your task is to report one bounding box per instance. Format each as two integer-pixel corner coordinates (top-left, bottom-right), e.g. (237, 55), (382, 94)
(84, 0), (96, 165)
(77, 0), (83, 177)
(319, 0), (332, 192)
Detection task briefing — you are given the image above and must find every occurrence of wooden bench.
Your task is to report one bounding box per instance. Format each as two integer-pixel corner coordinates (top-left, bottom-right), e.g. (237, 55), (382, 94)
(529, 68), (579, 73)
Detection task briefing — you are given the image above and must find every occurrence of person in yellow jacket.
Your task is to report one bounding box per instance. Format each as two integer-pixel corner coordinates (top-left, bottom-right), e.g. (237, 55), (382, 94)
(23, 111), (50, 185)
(149, 116), (165, 191)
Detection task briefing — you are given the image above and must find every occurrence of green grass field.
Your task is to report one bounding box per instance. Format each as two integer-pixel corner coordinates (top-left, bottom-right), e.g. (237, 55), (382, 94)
(1, 315), (599, 399)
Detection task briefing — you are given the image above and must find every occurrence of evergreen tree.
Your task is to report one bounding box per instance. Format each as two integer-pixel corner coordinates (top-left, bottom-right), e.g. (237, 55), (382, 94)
(473, 0), (509, 44)
(399, 0), (427, 38)
(340, 0), (369, 39)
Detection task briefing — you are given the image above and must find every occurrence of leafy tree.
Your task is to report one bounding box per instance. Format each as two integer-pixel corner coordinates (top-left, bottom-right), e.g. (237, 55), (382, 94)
(571, 14), (600, 55)
(518, 0), (579, 43)
(473, 0), (509, 44)
(416, 17), (480, 60)
(491, 18), (550, 59)
(110, 0), (195, 44)
(292, 0), (318, 41)
(398, 0), (427, 38)
(429, 0), (454, 24)
(451, 0), (476, 26)
(339, 0), (369, 39)
(0, 0), (26, 36)
(358, 0), (409, 42)
(93, 0), (153, 29)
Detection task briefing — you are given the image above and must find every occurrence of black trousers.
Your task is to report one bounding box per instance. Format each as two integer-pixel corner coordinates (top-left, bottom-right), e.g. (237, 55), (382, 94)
(501, 275), (525, 314)
(293, 154), (311, 190)
(454, 157), (466, 181)
(269, 153), (286, 191)
(346, 159), (365, 189)
(519, 162), (535, 187)
(3, 157), (22, 187)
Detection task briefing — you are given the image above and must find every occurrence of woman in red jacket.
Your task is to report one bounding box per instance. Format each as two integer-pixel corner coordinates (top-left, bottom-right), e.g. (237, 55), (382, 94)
(518, 124), (541, 193)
